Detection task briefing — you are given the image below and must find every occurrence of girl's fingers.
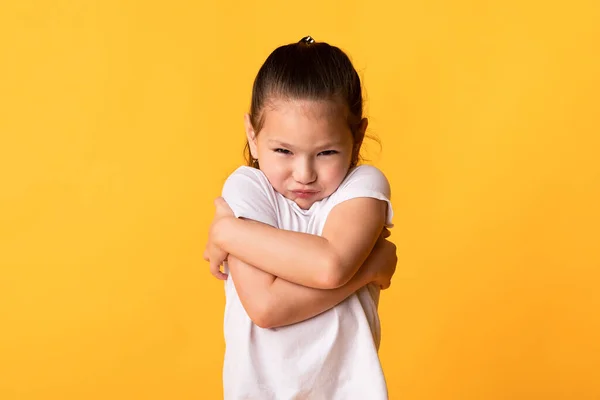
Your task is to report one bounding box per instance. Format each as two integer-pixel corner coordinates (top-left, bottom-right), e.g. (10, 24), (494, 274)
(214, 196), (234, 217)
(210, 266), (228, 280)
(214, 197), (230, 211)
(210, 260), (228, 280)
(379, 280), (391, 290)
(214, 271), (228, 280)
(214, 196), (226, 207)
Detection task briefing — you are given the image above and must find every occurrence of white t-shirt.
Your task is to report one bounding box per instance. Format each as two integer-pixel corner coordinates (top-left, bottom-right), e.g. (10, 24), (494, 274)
(221, 165), (394, 400)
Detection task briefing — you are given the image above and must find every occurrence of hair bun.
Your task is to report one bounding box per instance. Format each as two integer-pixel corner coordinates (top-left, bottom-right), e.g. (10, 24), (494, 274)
(299, 36), (315, 44)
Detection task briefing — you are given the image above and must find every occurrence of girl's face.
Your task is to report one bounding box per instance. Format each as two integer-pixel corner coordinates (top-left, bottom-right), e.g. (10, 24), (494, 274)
(245, 98), (367, 210)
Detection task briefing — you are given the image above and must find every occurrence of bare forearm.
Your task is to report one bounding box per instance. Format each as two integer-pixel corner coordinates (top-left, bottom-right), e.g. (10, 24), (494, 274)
(228, 256), (373, 329)
(265, 266), (373, 328)
(215, 217), (337, 288)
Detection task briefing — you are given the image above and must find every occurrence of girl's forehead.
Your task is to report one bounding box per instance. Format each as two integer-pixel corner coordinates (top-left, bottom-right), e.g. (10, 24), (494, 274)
(266, 98), (348, 120)
(259, 100), (353, 145)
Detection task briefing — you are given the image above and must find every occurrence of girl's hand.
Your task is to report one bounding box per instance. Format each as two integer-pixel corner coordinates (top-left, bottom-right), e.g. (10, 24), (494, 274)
(365, 228), (397, 289)
(204, 197), (235, 280)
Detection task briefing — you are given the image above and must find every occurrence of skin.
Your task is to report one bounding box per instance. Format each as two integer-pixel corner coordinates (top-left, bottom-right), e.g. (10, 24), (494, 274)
(246, 98), (365, 210)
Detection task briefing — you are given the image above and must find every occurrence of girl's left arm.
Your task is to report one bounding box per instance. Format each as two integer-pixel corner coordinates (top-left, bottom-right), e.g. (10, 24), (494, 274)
(224, 227), (397, 329)
(227, 255), (375, 329)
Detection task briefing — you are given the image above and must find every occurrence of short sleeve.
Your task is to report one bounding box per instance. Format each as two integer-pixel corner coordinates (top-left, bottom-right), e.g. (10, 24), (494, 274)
(328, 165), (394, 227)
(221, 166), (279, 228)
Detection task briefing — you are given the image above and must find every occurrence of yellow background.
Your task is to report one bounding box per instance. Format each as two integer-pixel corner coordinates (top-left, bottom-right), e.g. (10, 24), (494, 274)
(1, 0), (599, 399)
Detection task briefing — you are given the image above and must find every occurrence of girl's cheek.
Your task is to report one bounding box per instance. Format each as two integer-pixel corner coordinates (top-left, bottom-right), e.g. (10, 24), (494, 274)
(326, 164), (347, 184)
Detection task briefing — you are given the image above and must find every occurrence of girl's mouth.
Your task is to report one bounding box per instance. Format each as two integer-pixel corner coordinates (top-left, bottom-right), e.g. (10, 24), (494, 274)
(292, 190), (318, 199)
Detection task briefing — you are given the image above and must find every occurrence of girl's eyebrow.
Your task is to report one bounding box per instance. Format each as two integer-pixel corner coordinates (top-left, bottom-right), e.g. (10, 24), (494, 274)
(268, 139), (343, 150)
(268, 139), (295, 149)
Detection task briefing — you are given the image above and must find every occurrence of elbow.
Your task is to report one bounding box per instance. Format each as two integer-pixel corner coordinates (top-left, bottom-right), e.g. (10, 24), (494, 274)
(247, 301), (277, 329)
(317, 253), (349, 289)
(252, 313), (274, 330)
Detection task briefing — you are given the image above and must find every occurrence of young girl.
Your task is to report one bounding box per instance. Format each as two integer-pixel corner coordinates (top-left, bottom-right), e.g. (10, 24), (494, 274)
(205, 36), (397, 399)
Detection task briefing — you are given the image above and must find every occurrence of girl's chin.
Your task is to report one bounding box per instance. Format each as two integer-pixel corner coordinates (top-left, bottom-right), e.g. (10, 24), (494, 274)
(292, 196), (321, 210)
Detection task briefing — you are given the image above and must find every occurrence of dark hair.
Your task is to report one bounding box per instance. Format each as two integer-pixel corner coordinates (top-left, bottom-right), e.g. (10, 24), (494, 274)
(244, 36), (366, 168)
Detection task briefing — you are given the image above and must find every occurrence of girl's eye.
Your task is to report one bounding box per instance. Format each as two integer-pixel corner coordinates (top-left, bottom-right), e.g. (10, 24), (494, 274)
(274, 148), (292, 155)
(318, 150), (339, 156)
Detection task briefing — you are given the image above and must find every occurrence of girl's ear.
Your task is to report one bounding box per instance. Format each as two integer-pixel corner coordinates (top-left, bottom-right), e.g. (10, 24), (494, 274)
(244, 113), (259, 159)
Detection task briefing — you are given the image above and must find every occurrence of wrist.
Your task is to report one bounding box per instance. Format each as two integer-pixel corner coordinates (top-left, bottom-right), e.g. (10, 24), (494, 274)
(356, 262), (376, 286)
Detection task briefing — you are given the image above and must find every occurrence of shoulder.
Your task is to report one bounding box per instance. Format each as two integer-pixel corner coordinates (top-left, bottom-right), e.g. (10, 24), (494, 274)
(225, 166), (270, 186)
(221, 166), (279, 227)
(222, 166), (274, 198)
(338, 165), (391, 198)
(323, 164), (394, 227)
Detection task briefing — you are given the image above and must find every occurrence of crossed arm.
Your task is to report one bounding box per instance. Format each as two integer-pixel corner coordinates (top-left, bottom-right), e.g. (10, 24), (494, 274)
(206, 197), (396, 329)
(227, 252), (379, 329)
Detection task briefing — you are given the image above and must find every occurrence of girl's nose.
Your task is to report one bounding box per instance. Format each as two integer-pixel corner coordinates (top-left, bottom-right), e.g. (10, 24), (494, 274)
(293, 160), (317, 185)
